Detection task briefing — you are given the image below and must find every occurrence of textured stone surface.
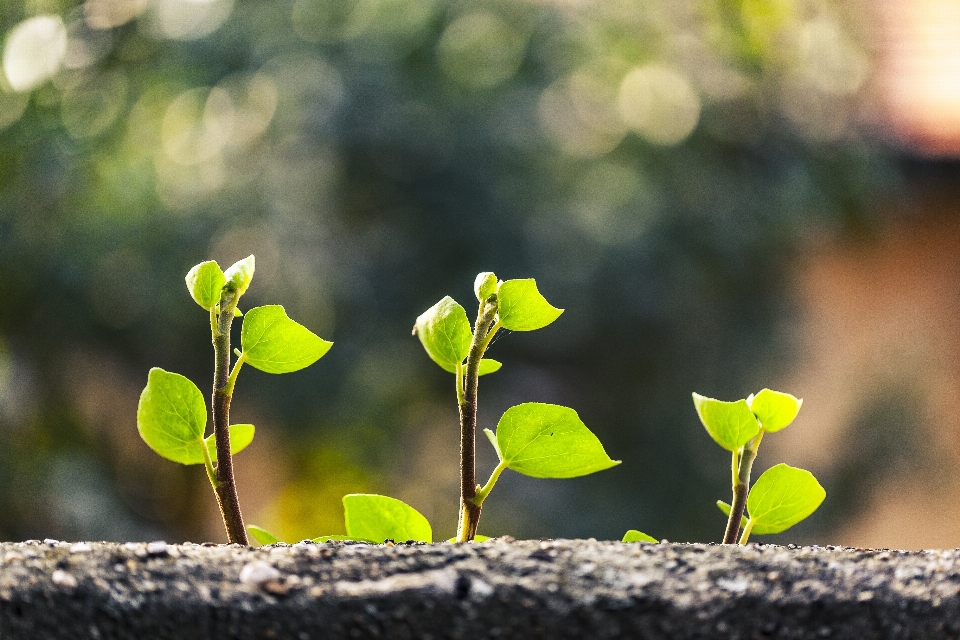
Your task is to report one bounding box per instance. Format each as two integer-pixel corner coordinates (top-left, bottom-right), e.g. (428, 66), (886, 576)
(0, 538), (958, 639)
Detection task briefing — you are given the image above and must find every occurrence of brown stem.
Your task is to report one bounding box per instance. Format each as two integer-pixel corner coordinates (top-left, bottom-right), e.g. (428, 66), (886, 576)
(722, 432), (763, 545)
(456, 295), (499, 542)
(211, 295), (248, 545)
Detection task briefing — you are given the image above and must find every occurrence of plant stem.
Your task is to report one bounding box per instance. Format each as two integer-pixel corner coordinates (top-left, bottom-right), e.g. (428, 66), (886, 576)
(456, 294), (499, 542)
(210, 290), (248, 545)
(738, 519), (755, 545)
(722, 430), (764, 545)
(474, 460), (507, 505)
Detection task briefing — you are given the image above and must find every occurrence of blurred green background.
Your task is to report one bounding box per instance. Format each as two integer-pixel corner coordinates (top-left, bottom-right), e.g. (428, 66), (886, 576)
(1, 0), (954, 546)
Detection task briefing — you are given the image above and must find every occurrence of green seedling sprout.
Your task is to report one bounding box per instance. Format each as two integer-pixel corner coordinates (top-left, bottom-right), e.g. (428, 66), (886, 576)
(414, 272), (619, 542)
(693, 388), (825, 544)
(137, 256), (332, 544)
(717, 463), (825, 544)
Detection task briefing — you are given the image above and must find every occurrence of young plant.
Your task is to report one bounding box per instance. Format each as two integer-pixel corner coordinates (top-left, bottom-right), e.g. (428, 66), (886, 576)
(414, 272), (620, 542)
(693, 388), (825, 544)
(137, 256), (332, 544)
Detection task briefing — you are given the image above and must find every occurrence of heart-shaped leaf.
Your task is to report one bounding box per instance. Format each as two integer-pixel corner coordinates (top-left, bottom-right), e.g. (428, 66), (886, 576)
(414, 296), (472, 369)
(185, 260), (225, 310)
(343, 494), (433, 543)
(241, 305), (333, 374)
(495, 403), (620, 478)
(497, 279), (563, 331)
(746, 464), (825, 535)
(622, 530), (658, 543)
(692, 393), (762, 452)
(747, 389), (802, 433)
(137, 368), (206, 465)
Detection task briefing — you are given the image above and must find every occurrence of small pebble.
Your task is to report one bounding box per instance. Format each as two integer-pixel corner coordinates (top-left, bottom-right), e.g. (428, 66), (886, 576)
(147, 541), (168, 556)
(239, 561), (281, 587)
(52, 570), (77, 589)
(70, 543), (92, 553)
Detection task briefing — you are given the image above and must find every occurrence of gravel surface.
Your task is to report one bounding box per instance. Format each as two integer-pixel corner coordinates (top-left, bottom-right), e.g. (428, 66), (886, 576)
(0, 538), (958, 639)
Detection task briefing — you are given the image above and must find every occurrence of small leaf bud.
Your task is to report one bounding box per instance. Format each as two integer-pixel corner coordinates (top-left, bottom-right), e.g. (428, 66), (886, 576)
(474, 272), (498, 301)
(223, 255), (255, 298)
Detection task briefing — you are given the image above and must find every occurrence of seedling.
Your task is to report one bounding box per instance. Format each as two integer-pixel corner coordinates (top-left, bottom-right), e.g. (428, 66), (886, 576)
(693, 389), (825, 544)
(137, 256), (332, 544)
(717, 463), (825, 543)
(414, 272), (619, 542)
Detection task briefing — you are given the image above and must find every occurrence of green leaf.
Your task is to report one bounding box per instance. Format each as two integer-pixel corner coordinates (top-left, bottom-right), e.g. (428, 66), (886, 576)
(435, 357), (501, 376)
(223, 255), (255, 297)
(691, 393), (762, 452)
(478, 359), (501, 376)
(185, 260), (225, 310)
(747, 389), (802, 433)
(497, 279), (563, 331)
(248, 525), (280, 545)
(495, 403), (620, 478)
(474, 272), (498, 301)
(204, 424), (255, 463)
(622, 530), (658, 543)
(716, 500), (748, 529)
(241, 305), (333, 374)
(413, 296), (472, 369)
(343, 494), (433, 543)
(137, 368), (206, 465)
(746, 464), (826, 535)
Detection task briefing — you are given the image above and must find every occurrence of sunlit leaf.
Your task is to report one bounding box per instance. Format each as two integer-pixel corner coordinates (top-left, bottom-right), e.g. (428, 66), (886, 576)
(414, 296), (472, 369)
(248, 525), (280, 545)
(692, 393), (761, 452)
(204, 424), (255, 463)
(137, 368), (206, 465)
(185, 260), (225, 310)
(495, 403), (620, 478)
(747, 389), (802, 433)
(622, 530), (658, 543)
(435, 357), (501, 376)
(497, 279), (563, 331)
(343, 494), (433, 543)
(746, 464), (825, 535)
(716, 500), (748, 530)
(241, 305), (333, 374)
(478, 358), (501, 375)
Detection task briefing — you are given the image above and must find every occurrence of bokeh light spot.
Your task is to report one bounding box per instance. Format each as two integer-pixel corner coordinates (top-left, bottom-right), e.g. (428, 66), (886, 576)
(437, 12), (526, 89)
(146, 0), (234, 41)
(617, 64), (701, 146)
(3, 15), (68, 93)
(84, 0), (149, 30)
(538, 70), (626, 158)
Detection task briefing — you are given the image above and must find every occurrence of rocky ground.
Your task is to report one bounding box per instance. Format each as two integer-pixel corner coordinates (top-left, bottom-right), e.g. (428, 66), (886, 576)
(0, 538), (958, 639)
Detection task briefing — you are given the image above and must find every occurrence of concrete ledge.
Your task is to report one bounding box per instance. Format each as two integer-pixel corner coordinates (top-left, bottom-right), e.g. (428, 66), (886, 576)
(0, 539), (958, 639)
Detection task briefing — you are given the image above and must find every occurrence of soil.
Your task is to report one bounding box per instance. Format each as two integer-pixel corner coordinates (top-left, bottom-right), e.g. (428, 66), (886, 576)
(0, 538), (958, 639)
